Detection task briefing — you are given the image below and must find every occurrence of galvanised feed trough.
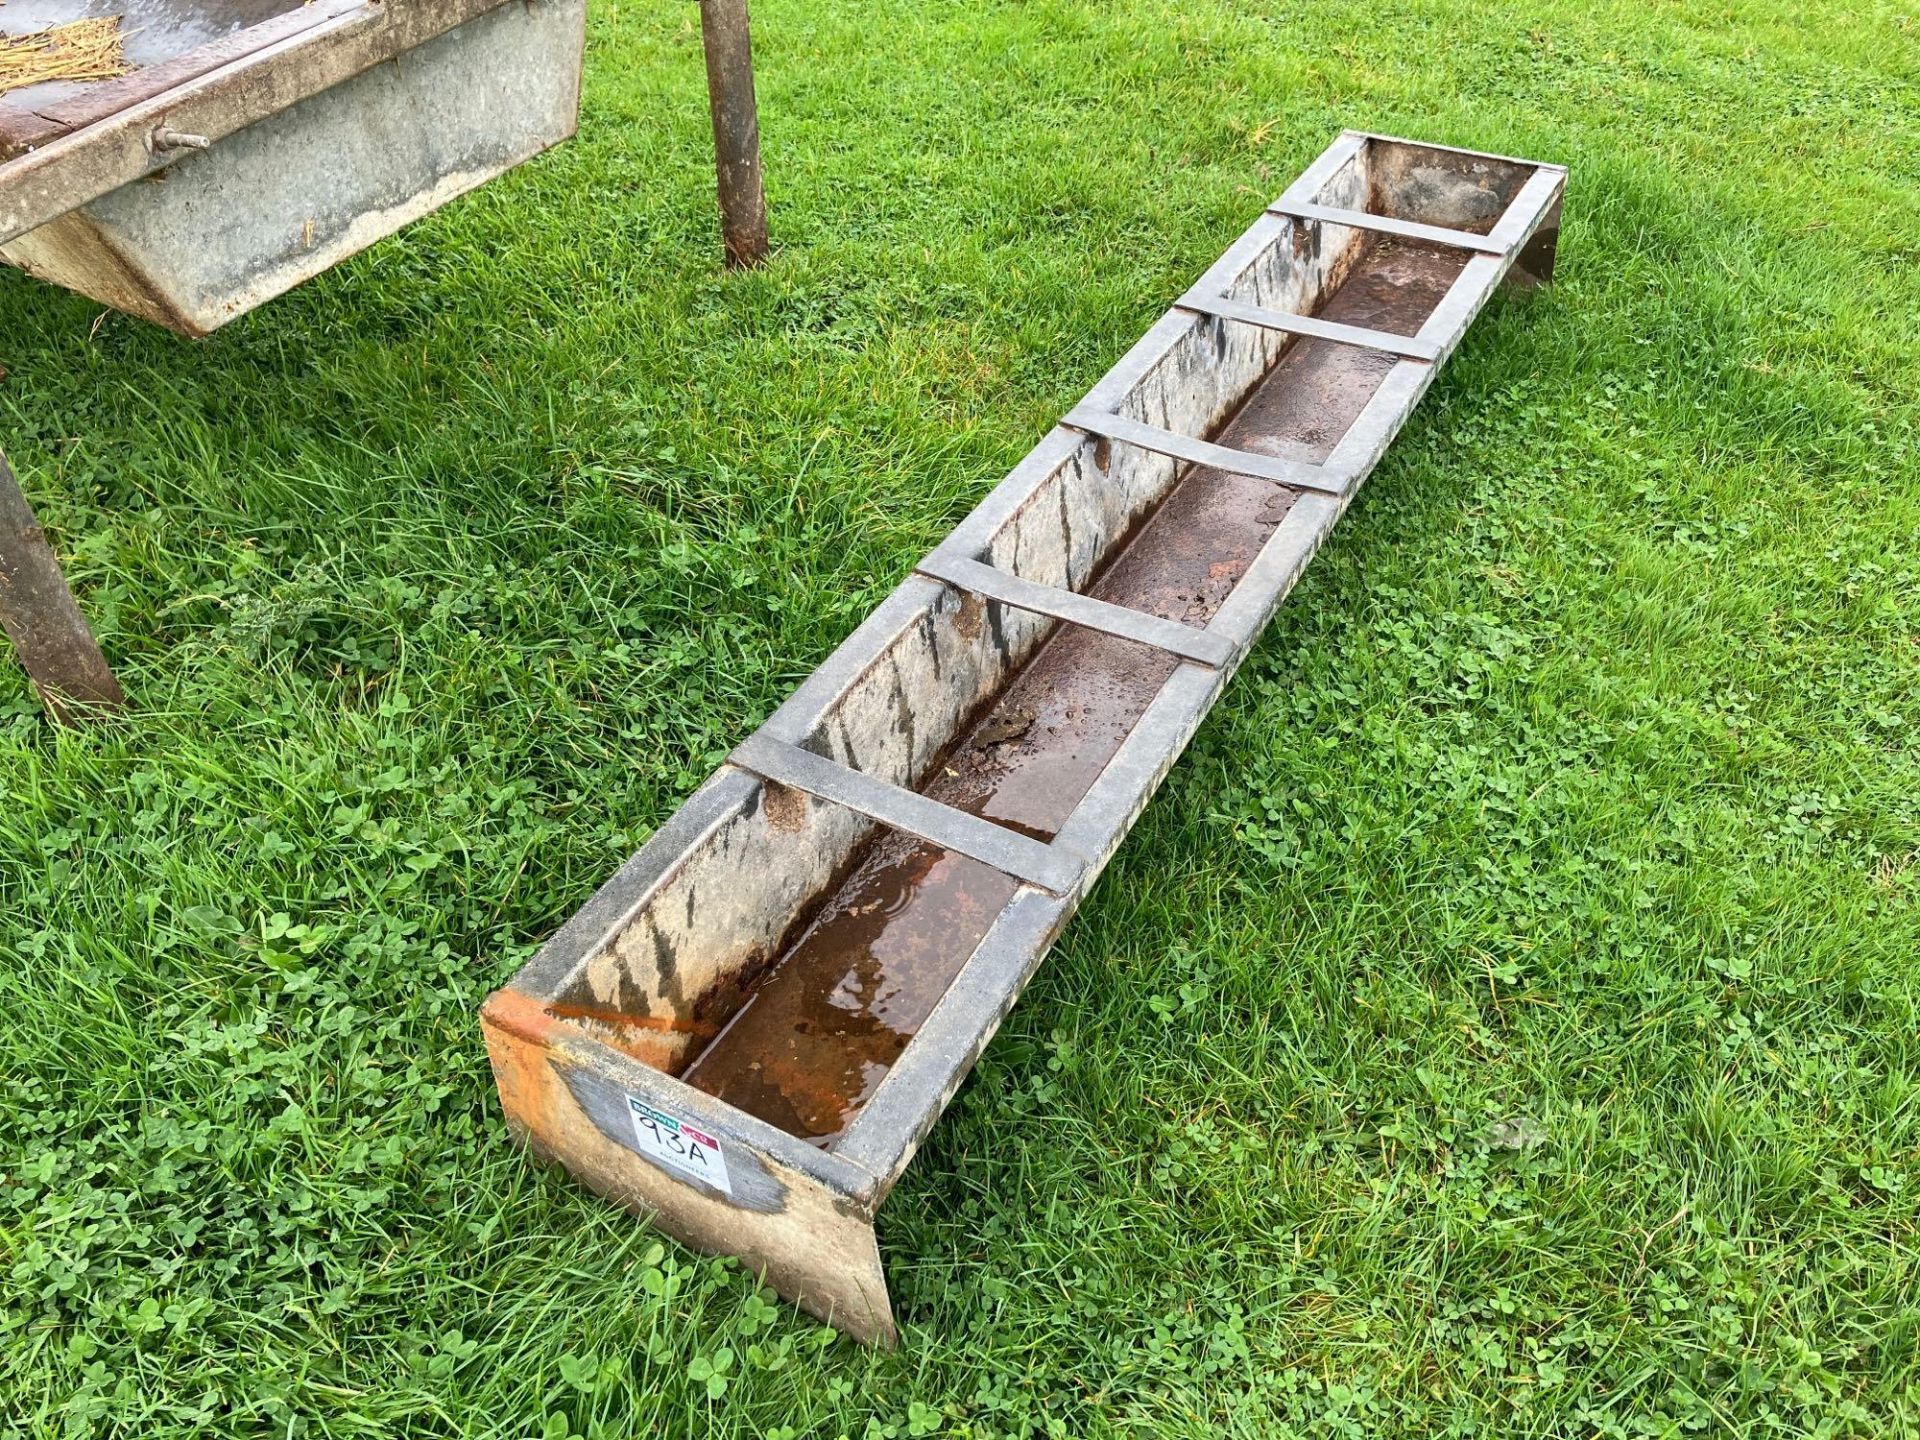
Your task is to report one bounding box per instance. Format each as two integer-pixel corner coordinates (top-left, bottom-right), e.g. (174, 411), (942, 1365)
(484, 131), (1566, 1345)
(0, 0), (768, 721)
(0, 0), (586, 335)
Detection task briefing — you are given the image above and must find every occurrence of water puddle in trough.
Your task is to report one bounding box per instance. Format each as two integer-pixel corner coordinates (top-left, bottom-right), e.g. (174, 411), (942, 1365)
(679, 237), (1469, 1144)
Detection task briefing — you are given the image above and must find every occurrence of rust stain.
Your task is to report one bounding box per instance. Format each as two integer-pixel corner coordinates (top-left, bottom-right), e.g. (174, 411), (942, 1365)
(481, 987), (562, 1138)
(763, 779), (808, 832)
(543, 1000), (722, 1040)
(952, 592), (984, 642)
(682, 843), (1014, 1140)
(481, 985), (559, 1046)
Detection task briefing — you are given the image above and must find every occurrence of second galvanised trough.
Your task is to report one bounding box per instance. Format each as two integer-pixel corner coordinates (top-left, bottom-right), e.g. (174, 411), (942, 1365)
(483, 130), (1566, 1344)
(0, 0), (585, 335)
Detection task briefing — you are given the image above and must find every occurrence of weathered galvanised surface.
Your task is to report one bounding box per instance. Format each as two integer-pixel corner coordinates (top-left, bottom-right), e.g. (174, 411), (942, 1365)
(0, 0), (585, 334)
(484, 131), (1567, 1345)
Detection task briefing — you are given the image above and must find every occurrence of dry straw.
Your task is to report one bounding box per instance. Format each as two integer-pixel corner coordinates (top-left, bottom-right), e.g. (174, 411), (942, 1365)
(0, 14), (129, 98)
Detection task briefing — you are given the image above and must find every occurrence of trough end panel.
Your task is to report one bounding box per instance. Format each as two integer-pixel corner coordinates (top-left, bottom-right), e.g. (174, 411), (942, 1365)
(481, 988), (896, 1343)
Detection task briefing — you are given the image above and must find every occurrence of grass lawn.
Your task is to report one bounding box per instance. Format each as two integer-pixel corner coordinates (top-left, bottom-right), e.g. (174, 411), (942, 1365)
(4, 0), (1918, 1433)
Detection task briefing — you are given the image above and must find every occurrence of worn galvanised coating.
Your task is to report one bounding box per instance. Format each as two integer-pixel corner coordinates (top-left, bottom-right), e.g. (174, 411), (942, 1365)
(0, 0), (585, 334)
(0, 0), (530, 243)
(484, 132), (1566, 1345)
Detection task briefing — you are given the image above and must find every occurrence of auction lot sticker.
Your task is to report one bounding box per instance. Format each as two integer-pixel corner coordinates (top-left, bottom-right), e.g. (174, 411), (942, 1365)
(628, 1096), (733, 1195)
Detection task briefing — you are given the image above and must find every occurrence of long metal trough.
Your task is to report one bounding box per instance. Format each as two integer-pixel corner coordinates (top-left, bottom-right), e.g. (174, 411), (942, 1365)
(483, 131), (1566, 1345)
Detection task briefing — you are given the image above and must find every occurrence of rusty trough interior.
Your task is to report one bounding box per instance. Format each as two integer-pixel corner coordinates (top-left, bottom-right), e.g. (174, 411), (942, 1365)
(482, 131), (1565, 1343)
(676, 236), (1472, 1142)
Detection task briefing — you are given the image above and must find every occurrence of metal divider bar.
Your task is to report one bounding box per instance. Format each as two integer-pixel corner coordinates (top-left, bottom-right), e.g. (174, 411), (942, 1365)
(1266, 200), (1510, 254)
(916, 552), (1236, 668)
(1061, 404), (1348, 496)
(728, 732), (1084, 896)
(1176, 291), (1442, 362)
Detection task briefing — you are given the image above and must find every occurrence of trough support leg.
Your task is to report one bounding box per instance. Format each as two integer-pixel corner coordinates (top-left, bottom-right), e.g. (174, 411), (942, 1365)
(1508, 194), (1561, 289)
(0, 448), (124, 724)
(698, 0), (769, 269)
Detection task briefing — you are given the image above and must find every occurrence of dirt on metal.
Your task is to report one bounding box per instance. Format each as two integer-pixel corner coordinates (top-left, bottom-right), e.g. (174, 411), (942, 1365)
(678, 237), (1469, 1144)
